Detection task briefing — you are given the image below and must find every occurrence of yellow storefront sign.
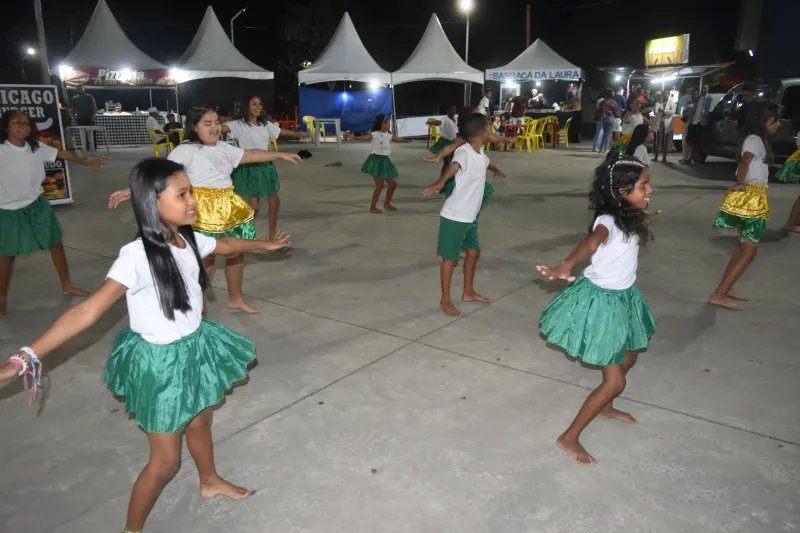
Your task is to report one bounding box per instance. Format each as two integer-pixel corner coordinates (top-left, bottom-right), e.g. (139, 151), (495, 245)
(645, 34), (690, 66)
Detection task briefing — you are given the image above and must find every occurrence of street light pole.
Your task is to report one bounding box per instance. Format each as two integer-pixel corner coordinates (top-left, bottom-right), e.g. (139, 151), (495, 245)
(230, 7), (248, 46)
(32, 0), (51, 83)
(459, 0), (474, 107)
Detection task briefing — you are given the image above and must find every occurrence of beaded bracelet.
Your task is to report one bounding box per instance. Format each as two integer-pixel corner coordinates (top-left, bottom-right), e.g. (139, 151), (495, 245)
(15, 347), (42, 406)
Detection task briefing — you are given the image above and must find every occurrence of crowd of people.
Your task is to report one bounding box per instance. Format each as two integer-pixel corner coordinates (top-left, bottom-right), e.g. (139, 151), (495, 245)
(0, 76), (798, 531)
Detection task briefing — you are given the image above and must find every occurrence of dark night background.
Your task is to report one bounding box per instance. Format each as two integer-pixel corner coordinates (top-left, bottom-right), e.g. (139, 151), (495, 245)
(1, 0), (798, 115)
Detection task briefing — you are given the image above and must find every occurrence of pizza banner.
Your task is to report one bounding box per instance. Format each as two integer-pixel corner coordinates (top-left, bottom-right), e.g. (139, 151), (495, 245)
(61, 67), (176, 88)
(0, 84), (73, 204)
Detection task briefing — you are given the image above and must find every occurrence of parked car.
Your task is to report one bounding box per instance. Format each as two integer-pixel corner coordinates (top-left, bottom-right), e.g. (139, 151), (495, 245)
(704, 79), (800, 163)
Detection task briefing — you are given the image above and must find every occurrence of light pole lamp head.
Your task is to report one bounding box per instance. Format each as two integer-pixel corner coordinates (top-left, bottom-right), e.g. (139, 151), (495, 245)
(26, 47), (37, 56)
(458, 0), (474, 15)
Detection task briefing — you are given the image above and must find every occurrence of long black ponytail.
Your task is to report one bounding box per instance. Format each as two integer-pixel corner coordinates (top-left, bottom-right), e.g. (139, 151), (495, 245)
(128, 158), (210, 320)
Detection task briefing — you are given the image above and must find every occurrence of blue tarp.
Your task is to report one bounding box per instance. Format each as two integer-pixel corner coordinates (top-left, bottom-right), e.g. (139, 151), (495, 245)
(299, 87), (393, 133)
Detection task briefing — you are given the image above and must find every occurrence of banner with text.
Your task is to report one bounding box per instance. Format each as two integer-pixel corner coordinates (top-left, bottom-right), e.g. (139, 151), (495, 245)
(645, 34), (690, 67)
(61, 67), (176, 87)
(0, 84), (73, 205)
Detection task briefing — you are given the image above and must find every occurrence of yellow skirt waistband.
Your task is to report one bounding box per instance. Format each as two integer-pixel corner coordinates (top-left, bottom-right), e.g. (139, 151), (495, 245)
(192, 186), (254, 234)
(719, 183), (770, 220)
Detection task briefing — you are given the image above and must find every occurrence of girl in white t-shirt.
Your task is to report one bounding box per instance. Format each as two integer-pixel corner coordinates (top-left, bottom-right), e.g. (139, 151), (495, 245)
(0, 110), (103, 317)
(109, 107), (302, 314)
(222, 96), (310, 239)
(625, 123), (653, 166)
(429, 105), (459, 158)
(0, 158), (292, 533)
(711, 101), (781, 310)
(537, 153), (656, 465)
(346, 114), (411, 214)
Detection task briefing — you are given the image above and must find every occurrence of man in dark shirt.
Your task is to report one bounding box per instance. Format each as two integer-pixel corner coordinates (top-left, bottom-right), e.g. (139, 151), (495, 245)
(736, 83), (757, 131)
(510, 94), (530, 124)
(70, 85), (96, 126)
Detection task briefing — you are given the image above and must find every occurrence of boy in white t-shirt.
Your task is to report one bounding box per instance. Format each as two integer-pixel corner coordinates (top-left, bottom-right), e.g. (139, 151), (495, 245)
(424, 113), (505, 317)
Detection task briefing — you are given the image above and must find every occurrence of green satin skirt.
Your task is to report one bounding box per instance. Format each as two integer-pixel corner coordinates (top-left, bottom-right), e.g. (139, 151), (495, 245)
(232, 161), (281, 199)
(104, 319), (256, 433)
(0, 196), (63, 256)
(361, 154), (399, 179)
(539, 276), (656, 366)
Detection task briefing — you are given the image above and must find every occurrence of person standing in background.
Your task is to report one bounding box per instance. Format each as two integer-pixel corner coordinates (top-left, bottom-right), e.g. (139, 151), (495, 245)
(613, 87), (627, 142)
(685, 85), (714, 164)
(652, 92), (677, 163)
(736, 83), (757, 132)
(477, 89), (492, 117)
(510, 92), (530, 125)
(70, 85), (97, 152)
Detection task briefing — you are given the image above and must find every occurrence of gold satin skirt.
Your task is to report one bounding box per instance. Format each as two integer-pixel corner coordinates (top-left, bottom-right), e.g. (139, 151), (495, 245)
(718, 183), (770, 219)
(191, 186), (254, 234)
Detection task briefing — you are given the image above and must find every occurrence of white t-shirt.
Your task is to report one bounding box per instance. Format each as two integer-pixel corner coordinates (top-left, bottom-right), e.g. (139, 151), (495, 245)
(740, 134), (768, 185)
(621, 112), (643, 135)
(440, 116), (458, 141)
(226, 120), (281, 150)
(633, 144), (650, 166)
(583, 215), (639, 290)
(441, 145), (490, 224)
(146, 116), (162, 133)
(107, 233), (217, 344)
(370, 131), (392, 156)
(478, 96), (490, 115)
(168, 142), (245, 189)
(0, 141), (59, 210)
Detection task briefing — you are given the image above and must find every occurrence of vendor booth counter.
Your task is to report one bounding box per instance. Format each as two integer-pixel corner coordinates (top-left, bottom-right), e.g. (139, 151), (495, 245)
(68, 112), (172, 147)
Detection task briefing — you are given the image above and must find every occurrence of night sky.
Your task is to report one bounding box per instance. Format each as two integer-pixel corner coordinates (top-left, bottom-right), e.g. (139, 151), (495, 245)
(4, 0), (744, 77)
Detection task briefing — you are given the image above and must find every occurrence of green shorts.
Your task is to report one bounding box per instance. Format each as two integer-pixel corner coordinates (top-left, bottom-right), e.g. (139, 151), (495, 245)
(437, 216), (479, 262)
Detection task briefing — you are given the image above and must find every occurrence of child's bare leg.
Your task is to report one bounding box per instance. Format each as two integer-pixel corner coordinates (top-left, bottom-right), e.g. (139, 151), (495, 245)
(186, 408), (250, 500)
(710, 241), (758, 310)
(783, 194), (800, 231)
(462, 249), (489, 303)
(267, 194), (280, 240)
(370, 178), (384, 214)
(247, 197), (260, 220)
(440, 259), (460, 316)
(125, 432), (182, 532)
(225, 253), (258, 314)
(49, 242), (88, 297)
(557, 364), (627, 465)
(0, 255), (13, 318)
(383, 179), (397, 211)
(598, 351), (638, 423)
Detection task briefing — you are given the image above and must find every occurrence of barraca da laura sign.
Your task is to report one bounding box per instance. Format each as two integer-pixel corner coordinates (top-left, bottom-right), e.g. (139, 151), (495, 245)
(490, 70), (581, 81)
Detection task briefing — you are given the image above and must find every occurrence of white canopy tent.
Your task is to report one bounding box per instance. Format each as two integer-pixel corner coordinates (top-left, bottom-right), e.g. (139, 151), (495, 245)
(175, 6), (274, 83)
(392, 14), (483, 85)
(298, 12), (390, 86)
(485, 39), (582, 83)
(60, 0), (167, 71)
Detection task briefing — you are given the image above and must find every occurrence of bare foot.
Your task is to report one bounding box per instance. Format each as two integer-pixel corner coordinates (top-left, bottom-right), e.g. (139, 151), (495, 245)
(556, 434), (597, 465)
(727, 289), (749, 301)
(440, 300), (461, 317)
(62, 285), (89, 297)
(228, 299), (260, 314)
(383, 204), (397, 212)
(462, 291), (490, 303)
(598, 406), (637, 424)
(200, 476), (251, 500)
(710, 293), (744, 311)
(370, 208), (383, 215)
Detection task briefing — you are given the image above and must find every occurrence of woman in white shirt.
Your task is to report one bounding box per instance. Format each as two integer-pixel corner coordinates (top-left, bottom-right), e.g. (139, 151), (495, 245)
(0, 110), (102, 317)
(652, 93), (676, 162)
(222, 96), (309, 240)
(711, 101), (781, 310)
(614, 98), (646, 154)
(346, 114), (411, 214)
(429, 105), (458, 157)
(109, 107), (302, 314)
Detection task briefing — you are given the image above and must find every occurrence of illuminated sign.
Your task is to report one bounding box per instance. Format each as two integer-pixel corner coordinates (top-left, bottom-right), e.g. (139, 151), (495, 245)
(490, 70), (581, 81)
(645, 34), (690, 66)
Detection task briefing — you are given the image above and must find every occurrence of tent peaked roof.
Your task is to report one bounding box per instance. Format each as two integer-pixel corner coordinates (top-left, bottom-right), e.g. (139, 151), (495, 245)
(485, 39), (583, 82)
(177, 6), (273, 82)
(393, 14), (482, 85)
(62, 0), (166, 70)
(298, 12), (390, 85)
